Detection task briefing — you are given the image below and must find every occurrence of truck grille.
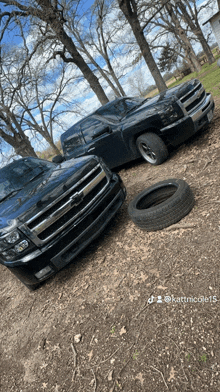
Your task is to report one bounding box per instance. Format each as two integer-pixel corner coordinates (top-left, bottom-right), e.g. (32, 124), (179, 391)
(179, 82), (206, 115)
(25, 164), (109, 245)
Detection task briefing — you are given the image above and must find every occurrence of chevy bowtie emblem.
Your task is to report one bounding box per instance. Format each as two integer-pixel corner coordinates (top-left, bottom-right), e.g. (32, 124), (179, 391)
(196, 90), (201, 99)
(69, 191), (84, 206)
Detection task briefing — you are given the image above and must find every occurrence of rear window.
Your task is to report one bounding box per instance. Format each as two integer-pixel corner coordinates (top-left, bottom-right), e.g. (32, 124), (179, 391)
(62, 122), (84, 156)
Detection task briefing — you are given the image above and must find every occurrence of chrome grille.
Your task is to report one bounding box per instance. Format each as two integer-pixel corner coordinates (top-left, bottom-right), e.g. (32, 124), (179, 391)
(24, 164), (109, 245)
(179, 82), (206, 115)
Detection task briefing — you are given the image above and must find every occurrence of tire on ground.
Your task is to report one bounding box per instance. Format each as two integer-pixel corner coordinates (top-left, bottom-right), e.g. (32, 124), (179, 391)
(128, 179), (194, 231)
(136, 132), (169, 165)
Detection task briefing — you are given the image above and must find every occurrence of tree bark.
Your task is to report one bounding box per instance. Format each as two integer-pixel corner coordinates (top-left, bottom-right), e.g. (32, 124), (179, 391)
(0, 106), (37, 157)
(56, 27), (109, 104)
(165, 3), (202, 72)
(73, 33), (122, 97)
(0, 127), (37, 157)
(0, 0), (109, 105)
(118, 0), (167, 93)
(96, 6), (126, 96)
(175, 0), (215, 64)
(38, 128), (61, 155)
(14, 135), (38, 157)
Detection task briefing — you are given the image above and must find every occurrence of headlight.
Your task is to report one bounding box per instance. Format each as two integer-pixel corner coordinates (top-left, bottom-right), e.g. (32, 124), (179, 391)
(0, 229), (35, 262)
(159, 103), (183, 126)
(5, 230), (20, 244)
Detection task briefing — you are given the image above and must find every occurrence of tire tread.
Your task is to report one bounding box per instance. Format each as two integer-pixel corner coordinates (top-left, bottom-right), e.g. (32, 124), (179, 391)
(128, 179), (194, 231)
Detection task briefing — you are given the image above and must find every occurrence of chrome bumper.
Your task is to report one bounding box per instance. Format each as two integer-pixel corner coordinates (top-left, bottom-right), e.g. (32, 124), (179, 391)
(190, 93), (214, 124)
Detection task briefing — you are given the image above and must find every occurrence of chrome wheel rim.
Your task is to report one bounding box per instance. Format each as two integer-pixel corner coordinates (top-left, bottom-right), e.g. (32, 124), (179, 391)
(139, 142), (157, 164)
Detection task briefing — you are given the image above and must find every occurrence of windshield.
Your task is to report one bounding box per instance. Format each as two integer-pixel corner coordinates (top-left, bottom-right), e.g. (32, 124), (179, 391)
(95, 98), (145, 122)
(0, 158), (54, 200)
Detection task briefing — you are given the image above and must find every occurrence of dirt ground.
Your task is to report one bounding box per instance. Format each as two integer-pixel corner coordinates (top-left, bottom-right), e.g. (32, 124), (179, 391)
(1, 101), (220, 392)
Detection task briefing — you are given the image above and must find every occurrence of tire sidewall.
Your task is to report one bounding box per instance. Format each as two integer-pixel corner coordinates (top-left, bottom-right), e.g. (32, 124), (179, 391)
(128, 179), (190, 219)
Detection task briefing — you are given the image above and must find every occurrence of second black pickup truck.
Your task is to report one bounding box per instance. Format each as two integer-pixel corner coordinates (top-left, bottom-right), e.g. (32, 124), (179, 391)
(56, 78), (214, 168)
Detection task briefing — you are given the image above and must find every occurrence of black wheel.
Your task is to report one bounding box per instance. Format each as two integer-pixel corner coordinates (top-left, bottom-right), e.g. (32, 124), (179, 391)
(136, 132), (168, 165)
(128, 179), (194, 231)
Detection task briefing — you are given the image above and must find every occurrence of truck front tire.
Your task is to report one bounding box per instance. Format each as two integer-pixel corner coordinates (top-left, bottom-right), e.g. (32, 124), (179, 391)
(136, 132), (168, 165)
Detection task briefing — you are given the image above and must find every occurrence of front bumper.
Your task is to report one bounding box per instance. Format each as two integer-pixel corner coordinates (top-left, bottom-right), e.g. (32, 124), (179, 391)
(160, 93), (215, 146)
(7, 174), (126, 287)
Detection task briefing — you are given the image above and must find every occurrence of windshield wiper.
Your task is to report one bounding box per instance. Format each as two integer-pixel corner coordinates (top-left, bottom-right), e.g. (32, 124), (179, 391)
(0, 188), (23, 203)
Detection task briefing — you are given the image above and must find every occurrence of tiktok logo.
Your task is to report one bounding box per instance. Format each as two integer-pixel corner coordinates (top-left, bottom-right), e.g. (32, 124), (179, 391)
(148, 295), (154, 304)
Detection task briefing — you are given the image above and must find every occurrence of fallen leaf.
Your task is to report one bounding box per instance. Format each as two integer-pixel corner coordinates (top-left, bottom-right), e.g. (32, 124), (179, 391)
(136, 372), (144, 386)
(168, 367), (176, 382)
(108, 369), (114, 381)
(157, 285), (168, 290)
(140, 272), (148, 282)
(88, 350), (93, 361)
(149, 269), (160, 277)
(119, 326), (127, 335)
(74, 334), (82, 343)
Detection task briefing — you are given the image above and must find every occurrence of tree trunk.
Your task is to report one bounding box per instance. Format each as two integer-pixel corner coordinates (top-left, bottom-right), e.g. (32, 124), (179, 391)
(73, 34), (122, 97)
(175, 31), (201, 72)
(97, 17), (126, 96)
(0, 128), (37, 157)
(42, 132), (61, 155)
(105, 58), (126, 96)
(118, 0), (167, 93)
(165, 3), (202, 72)
(184, 53), (196, 72)
(175, 0), (215, 64)
(0, 109), (38, 157)
(16, 0), (110, 105)
(0, 1), (108, 104)
(14, 136), (38, 157)
(56, 29), (109, 105)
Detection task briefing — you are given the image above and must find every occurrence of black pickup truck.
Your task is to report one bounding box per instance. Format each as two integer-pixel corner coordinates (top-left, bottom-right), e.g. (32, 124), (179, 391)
(56, 79), (214, 168)
(0, 156), (126, 289)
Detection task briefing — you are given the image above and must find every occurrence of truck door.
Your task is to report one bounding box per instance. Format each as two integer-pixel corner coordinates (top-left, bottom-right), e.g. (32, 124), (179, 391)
(80, 117), (129, 168)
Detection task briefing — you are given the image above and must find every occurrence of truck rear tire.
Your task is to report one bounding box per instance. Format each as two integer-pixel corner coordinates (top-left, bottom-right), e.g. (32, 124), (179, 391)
(136, 132), (168, 165)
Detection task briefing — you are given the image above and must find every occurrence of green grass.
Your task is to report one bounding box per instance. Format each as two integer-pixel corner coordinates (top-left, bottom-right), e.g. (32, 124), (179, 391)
(145, 48), (220, 99)
(167, 59), (220, 97)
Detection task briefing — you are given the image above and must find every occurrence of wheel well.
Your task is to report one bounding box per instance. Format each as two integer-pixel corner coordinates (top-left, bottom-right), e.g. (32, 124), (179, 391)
(131, 129), (168, 155)
(134, 128), (166, 144)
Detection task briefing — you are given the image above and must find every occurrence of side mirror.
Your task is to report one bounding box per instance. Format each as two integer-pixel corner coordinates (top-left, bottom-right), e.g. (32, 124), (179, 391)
(52, 155), (65, 163)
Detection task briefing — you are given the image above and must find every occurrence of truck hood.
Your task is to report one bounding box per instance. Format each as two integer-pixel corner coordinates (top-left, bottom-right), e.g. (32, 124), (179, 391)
(130, 79), (199, 114)
(0, 156), (99, 233)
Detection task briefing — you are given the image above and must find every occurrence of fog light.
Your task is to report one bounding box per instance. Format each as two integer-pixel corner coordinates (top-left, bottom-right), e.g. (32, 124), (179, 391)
(2, 250), (16, 260)
(14, 240), (29, 253)
(35, 266), (53, 279)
